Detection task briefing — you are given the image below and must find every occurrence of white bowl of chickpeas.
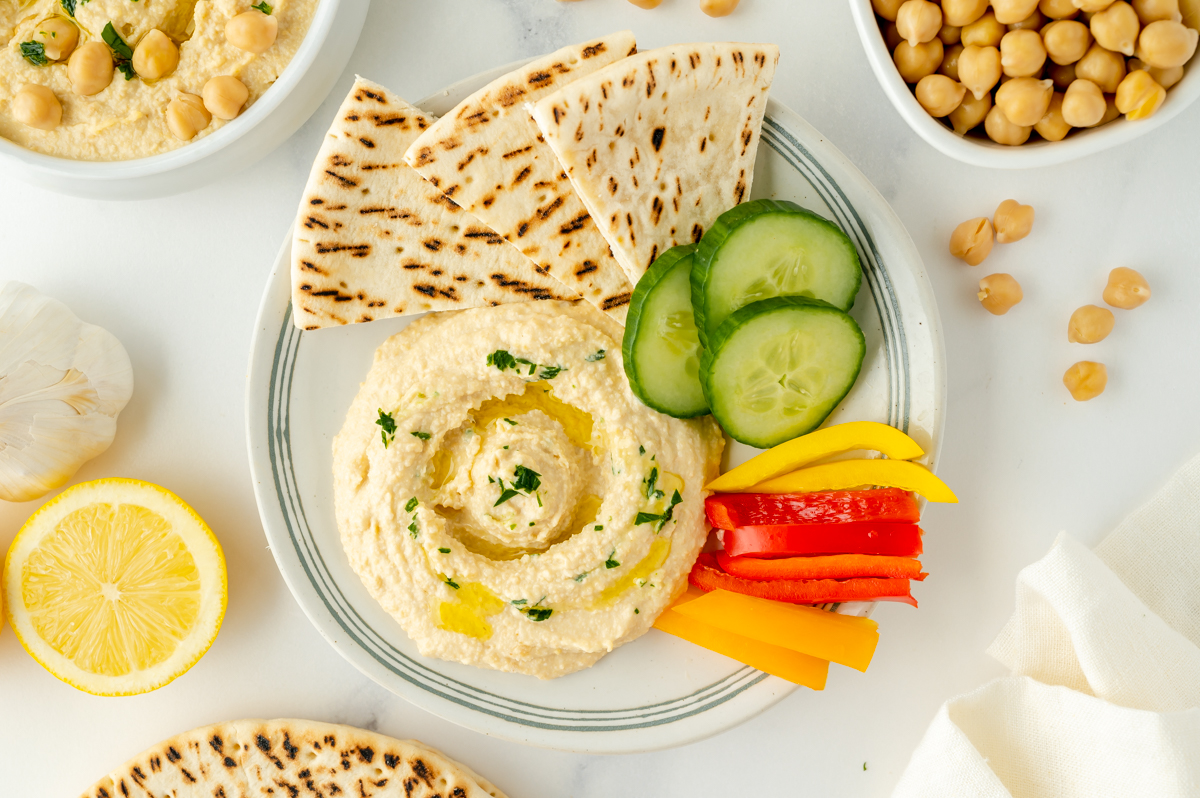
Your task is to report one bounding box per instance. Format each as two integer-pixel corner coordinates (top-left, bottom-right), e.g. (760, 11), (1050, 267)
(0, 0), (370, 199)
(850, 0), (1200, 167)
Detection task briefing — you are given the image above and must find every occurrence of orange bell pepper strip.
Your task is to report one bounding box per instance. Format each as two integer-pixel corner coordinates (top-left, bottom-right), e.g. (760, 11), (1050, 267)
(654, 604), (830, 690)
(715, 550), (926, 581)
(750, 459), (958, 503)
(672, 586), (880, 672)
(705, 489), (920, 529)
(690, 553), (918, 607)
(706, 421), (924, 492)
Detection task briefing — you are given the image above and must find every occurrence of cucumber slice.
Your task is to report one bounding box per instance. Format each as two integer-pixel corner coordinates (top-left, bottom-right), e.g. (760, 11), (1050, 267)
(700, 297), (865, 448)
(622, 245), (709, 418)
(692, 199), (863, 347)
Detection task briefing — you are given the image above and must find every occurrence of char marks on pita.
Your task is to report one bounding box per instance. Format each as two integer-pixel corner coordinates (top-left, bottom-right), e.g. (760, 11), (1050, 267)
(80, 719), (507, 798)
(403, 32), (638, 322)
(530, 42), (780, 285)
(291, 78), (579, 331)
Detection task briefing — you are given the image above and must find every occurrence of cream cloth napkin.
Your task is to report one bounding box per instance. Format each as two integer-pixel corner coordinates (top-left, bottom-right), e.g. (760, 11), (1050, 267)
(892, 454), (1200, 798)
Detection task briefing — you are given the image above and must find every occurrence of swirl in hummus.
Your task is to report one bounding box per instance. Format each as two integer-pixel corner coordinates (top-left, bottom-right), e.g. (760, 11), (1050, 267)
(333, 302), (723, 678)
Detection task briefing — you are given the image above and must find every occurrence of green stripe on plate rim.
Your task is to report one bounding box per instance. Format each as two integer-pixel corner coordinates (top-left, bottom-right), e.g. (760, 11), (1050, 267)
(266, 116), (910, 732)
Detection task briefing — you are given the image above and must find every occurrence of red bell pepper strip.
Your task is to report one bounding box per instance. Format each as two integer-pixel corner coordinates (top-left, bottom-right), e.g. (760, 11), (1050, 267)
(722, 523), (923, 558)
(705, 489), (920, 530)
(715, 550), (927, 581)
(690, 553), (917, 607)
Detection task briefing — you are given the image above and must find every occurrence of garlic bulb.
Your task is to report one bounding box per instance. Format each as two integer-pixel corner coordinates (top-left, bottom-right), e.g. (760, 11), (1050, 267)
(0, 282), (133, 502)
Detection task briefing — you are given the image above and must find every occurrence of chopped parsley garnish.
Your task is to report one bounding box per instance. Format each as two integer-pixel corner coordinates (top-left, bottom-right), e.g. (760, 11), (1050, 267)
(251, 0), (273, 12)
(635, 490), (683, 531)
(494, 486), (520, 506)
(643, 467), (664, 500)
(522, 607), (553, 622)
(61, 0), (86, 17)
(102, 22), (135, 81)
(404, 497), (418, 513)
(407, 521), (418, 539)
(375, 409), (397, 448)
(605, 553), (620, 569)
(510, 598), (528, 606)
(503, 417), (517, 425)
(410, 430), (431, 440)
(634, 608), (639, 614)
(19, 41), (48, 66)
(438, 547), (451, 554)
(594, 524), (604, 531)
(585, 350), (606, 362)
(486, 349), (566, 381)
(493, 465), (542, 506)
(573, 571), (589, 582)
(638, 445), (646, 455)
(444, 576), (460, 589)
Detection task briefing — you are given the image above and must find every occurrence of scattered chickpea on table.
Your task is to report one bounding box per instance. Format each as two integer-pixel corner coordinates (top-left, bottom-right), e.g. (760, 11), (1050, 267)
(874, 0), (1200, 145)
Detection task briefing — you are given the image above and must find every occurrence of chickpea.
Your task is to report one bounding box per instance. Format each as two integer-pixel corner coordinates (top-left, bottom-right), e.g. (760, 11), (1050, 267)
(943, 0), (991, 26)
(1067, 305), (1115, 342)
(996, 76), (1055, 123)
(1100, 92), (1124, 122)
(1041, 0), (1082, 18)
(874, 0), (907, 21)
(897, 0), (943, 45)
(1076, 42), (1127, 90)
(916, 73), (968, 115)
(1090, 1), (1141, 54)
(67, 41), (114, 97)
(949, 217), (995, 264)
(1133, 0), (1182, 21)
(1103, 267), (1151, 307)
(132, 29), (180, 80)
(885, 22), (905, 49)
(627, 0), (663, 7)
(1044, 19), (1094, 63)
(1180, 0), (1200, 26)
(994, 0), (1042, 24)
(1062, 77), (1109, 123)
(1001, 29), (1049, 74)
(977, 273), (1024, 314)
(166, 93), (212, 141)
(226, 10), (278, 55)
(1136, 19), (1199, 66)
(1115, 68), (1167, 116)
(950, 88), (993, 131)
(700, 0), (740, 15)
(960, 44), (1004, 97)
(1009, 9), (1048, 28)
(940, 24), (964, 43)
(963, 10), (1008, 45)
(986, 102), (1035, 142)
(1050, 60), (1079, 87)
(941, 43), (966, 78)
(894, 38), (945, 81)
(32, 17), (79, 61)
(202, 75), (249, 120)
(11, 83), (62, 131)
(1128, 56), (1186, 84)
(991, 199), (1035, 242)
(1035, 91), (1074, 137)
(1063, 361), (1107, 400)
(1074, 0), (1117, 11)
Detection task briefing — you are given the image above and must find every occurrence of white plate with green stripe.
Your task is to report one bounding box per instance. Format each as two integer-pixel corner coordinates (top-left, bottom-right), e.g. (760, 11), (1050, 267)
(246, 63), (946, 753)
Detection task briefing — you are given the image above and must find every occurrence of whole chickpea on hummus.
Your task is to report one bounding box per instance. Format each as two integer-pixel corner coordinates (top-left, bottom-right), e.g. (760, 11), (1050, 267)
(0, 0), (319, 160)
(333, 302), (724, 678)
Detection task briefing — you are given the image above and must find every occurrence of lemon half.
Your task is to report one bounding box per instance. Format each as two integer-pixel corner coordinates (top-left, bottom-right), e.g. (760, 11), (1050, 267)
(1, 478), (227, 695)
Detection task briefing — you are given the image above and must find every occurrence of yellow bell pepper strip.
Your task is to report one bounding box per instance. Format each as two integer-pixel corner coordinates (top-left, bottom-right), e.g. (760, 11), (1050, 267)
(673, 583), (880, 672)
(749, 459), (958, 503)
(706, 421), (925, 492)
(654, 606), (829, 689)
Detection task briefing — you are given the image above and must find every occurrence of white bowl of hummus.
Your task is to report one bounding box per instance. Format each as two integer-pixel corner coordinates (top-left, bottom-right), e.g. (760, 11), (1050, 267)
(0, 0), (369, 198)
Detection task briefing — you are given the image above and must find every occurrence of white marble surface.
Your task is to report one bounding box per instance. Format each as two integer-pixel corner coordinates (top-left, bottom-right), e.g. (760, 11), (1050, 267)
(2, 0), (1199, 795)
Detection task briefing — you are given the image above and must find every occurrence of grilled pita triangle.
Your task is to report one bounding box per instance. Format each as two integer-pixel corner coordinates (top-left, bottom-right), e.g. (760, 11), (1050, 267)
(530, 42), (779, 285)
(80, 719), (507, 798)
(404, 32), (637, 322)
(291, 78), (579, 331)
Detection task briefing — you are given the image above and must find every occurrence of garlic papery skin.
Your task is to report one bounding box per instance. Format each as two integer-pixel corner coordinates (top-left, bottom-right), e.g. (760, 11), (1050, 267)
(0, 282), (133, 502)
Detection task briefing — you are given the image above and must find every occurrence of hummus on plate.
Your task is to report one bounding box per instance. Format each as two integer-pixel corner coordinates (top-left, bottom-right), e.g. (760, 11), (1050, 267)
(0, 0), (319, 160)
(333, 301), (723, 678)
